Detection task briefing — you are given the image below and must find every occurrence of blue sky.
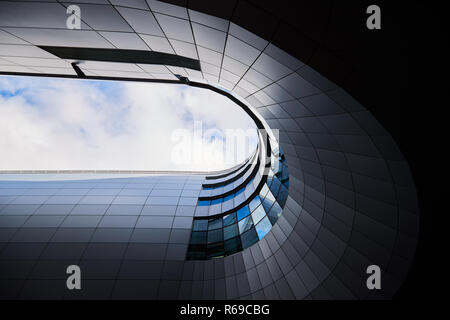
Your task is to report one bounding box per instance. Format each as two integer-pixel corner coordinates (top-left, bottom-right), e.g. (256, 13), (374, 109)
(0, 75), (257, 171)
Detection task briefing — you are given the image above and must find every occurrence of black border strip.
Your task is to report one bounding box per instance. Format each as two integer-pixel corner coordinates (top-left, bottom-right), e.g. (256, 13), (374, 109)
(37, 46), (202, 71)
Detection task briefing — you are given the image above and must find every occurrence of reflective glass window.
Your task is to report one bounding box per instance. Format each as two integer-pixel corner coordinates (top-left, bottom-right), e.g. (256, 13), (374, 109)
(207, 229), (223, 243)
(207, 242), (224, 259)
(268, 201), (282, 224)
(193, 219), (208, 231)
(211, 198), (222, 205)
(198, 200), (210, 206)
(237, 205), (250, 220)
(240, 227), (258, 249)
(249, 195), (261, 211)
(224, 236), (242, 255)
(223, 212), (237, 226)
(251, 204), (266, 224)
(208, 217), (223, 230)
(223, 223), (239, 240)
(255, 216), (272, 240)
(238, 215), (253, 234)
(190, 231), (207, 244)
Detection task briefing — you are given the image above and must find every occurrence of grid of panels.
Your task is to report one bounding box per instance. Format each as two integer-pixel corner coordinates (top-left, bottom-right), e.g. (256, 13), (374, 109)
(187, 150), (289, 260)
(0, 0), (419, 300)
(0, 174), (203, 299)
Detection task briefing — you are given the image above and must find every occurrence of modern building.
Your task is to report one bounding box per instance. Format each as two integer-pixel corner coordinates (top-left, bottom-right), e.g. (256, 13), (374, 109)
(0, 1), (419, 299)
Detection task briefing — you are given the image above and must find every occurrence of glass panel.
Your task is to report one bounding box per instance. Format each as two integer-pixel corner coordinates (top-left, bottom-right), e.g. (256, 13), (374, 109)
(272, 155), (280, 173)
(207, 229), (223, 243)
(251, 204), (266, 224)
(198, 200), (211, 206)
(223, 212), (237, 226)
(224, 236), (242, 255)
(224, 193), (234, 202)
(211, 198), (222, 205)
(186, 244), (206, 260)
(208, 217), (223, 230)
(238, 215), (253, 234)
(277, 184), (288, 208)
(235, 187), (244, 196)
(269, 175), (281, 196)
(240, 227), (258, 249)
(260, 183), (269, 197)
(190, 231), (207, 244)
(262, 192), (275, 212)
(255, 216), (272, 240)
(193, 219), (208, 231)
(266, 174), (273, 188)
(206, 242), (224, 259)
(268, 201), (282, 225)
(249, 195), (261, 212)
(237, 205), (250, 220)
(223, 223), (239, 240)
(281, 165), (289, 185)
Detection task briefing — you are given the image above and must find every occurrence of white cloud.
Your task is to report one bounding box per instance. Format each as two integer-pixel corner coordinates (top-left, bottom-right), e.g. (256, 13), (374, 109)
(0, 75), (257, 171)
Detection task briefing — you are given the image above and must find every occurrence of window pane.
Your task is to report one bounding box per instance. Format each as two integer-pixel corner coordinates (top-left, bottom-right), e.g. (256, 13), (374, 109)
(262, 191), (275, 212)
(208, 217), (223, 230)
(198, 200), (211, 206)
(237, 205), (250, 220)
(255, 216), (272, 240)
(223, 212), (237, 226)
(211, 198), (222, 205)
(190, 231), (207, 244)
(238, 215), (253, 234)
(267, 201), (282, 224)
(269, 175), (281, 196)
(224, 236), (242, 255)
(251, 204), (266, 224)
(240, 227), (258, 249)
(277, 184), (288, 208)
(224, 193), (234, 202)
(235, 187), (244, 196)
(223, 223), (239, 240)
(207, 229), (223, 243)
(207, 242), (224, 259)
(193, 219), (208, 231)
(249, 195), (261, 211)
(186, 244), (206, 260)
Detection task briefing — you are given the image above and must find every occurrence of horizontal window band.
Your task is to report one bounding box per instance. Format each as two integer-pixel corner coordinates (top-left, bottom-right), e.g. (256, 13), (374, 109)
(203, 163), (252, 188)
(195, 169), (272, 220)
(198, 158), (262, 201)
(204, 157), (250, 181)
(37, 46), (202, 71)
(203, 147), (259, 186)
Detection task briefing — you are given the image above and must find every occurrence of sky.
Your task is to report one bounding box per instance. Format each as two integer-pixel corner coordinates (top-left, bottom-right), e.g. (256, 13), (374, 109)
(0, 75), (258, 172)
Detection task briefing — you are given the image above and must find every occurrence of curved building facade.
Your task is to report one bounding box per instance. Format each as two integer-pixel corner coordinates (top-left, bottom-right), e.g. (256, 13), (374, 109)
(0, 0), (419, 299)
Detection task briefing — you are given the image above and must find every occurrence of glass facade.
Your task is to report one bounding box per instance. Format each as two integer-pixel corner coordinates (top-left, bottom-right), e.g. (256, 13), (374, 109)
(187, 147), (289, 260)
